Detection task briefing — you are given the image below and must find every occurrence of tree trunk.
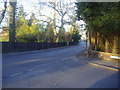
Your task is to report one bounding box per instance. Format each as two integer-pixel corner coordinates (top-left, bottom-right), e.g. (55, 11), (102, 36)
(58, 16), (64, 42)
(97, 32), (100, 50)
(9, 1), (17, 42)
(53, 1), (58, 42)
(94, 32), (97, 51)
(91, 37), (95, 50)
(87, 31), (91, 56)
(112, 36), (119, 54)
(105, 38), (109, 52)
(90, 31), (95, 50)
(99, 35), (105, 52)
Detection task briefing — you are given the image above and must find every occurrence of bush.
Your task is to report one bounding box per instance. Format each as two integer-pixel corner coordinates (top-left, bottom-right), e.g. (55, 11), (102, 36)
(16, 33), (37, 42)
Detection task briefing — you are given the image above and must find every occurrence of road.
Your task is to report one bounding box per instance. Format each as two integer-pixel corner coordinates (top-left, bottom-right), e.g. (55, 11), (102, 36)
(2, 41), (118, 88)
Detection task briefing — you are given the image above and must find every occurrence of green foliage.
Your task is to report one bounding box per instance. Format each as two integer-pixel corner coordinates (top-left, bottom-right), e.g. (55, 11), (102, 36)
(72, 30), (81, 42)
(16, 17), (39, 42)
(58, 28), (66, 42)
(0, 30), (9, 42)
(16, 8), (39, 42)
(14, 4), (81, 43)
(76, 2), (120, 35)
(44, 22), (55, 42)
(16, 33), (37, 42)
(76, 2), (120, 54)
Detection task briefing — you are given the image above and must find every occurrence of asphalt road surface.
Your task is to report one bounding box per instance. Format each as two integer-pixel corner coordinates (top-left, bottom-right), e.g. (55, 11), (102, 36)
(2, 41), (118, 88)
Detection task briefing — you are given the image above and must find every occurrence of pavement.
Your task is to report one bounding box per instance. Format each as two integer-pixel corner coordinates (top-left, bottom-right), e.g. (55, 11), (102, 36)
(2, 41), (119, 88)
(75, 56), (119, 71)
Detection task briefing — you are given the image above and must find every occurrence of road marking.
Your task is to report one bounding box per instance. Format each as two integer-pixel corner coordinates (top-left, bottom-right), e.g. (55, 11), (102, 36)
(36, 65), (40, 67)
(10, 72), (23, 77)
(54, 83), (57, 86)
(64, 58), (68, 60)
(61, 59), (65, 61)
(61, 57), (69, 61)
(69, 57), (73, 59)
(28, 69), (33, 72)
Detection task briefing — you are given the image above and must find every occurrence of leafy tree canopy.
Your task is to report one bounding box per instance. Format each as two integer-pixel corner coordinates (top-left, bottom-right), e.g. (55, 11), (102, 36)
(76, 2), (120, 36)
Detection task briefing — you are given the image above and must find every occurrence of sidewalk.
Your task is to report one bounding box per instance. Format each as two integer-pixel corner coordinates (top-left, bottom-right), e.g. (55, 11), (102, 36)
(75, 55), (119, 71)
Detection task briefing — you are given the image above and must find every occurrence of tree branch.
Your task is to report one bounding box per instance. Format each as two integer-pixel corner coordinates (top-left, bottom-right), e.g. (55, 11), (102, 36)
(0, 1), (7, 25)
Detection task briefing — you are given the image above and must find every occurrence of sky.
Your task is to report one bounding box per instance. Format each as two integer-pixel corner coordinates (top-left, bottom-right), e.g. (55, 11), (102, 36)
(17, 0), (85, 27)
(0, 0), (85, 32)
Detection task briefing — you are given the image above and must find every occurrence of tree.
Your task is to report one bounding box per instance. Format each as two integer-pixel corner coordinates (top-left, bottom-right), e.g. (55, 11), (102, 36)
(47, 0), (76, 41)
(76, 2), (120, 54)
(9, 0), (17, 42)
(38, 0), (77, 42)
(16, 7), (39, 42)
(0, 0), (7, 25)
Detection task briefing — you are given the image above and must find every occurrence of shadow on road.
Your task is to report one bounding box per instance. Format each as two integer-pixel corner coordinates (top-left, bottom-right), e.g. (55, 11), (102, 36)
(89, 72), (118, 88)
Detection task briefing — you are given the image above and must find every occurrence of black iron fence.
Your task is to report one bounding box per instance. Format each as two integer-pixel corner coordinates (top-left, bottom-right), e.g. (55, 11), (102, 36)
(1, 42), (78, 53)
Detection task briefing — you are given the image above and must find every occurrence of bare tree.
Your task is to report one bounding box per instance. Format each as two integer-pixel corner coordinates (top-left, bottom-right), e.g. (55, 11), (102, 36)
(38, 0), (76, 41)
(47, 0), (75, 32)
(0, 0), (8, 25)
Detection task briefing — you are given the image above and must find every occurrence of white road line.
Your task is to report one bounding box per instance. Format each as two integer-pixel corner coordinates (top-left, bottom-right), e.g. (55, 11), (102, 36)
(10, 72), (23, 77)
(64, 58), (67, 60)
(61, 59), (64, 61)
(54, 83), (57, 86)
(60, 58), (66, 61)
(69, 57), (73, 59)
(28, 69), (33, 72)
(64, 58), (68, 60)
(36, 65), (40, 67)
(60, 57), (74, 61)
